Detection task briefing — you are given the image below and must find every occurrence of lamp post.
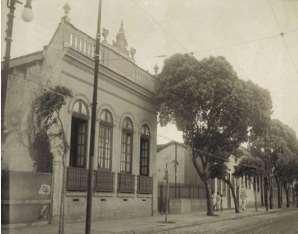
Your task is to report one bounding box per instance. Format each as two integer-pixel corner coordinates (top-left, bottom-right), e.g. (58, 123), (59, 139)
(85, 0), (102, 234)
(2, 0), (33, 138)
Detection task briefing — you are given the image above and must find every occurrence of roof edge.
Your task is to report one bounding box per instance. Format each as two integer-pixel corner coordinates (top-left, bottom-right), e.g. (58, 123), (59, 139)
(2, 51), (44, 69)
(157, 140), (186, 152)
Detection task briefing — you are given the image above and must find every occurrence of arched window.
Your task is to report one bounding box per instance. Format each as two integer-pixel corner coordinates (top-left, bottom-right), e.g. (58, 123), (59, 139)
(98, 109), (113, 170)
(121, 117), (133, 173)
(70, 100), (88, 168)
(140, 125), (150, 176)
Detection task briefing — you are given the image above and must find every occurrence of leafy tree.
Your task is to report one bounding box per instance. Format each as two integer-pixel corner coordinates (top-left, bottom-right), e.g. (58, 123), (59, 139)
(295, 183), (298, 208)
(250, 119), (298, 209)
(234, 151), (265, 211)
(156, 54), (272, 215)
(277, 159), (298, 207)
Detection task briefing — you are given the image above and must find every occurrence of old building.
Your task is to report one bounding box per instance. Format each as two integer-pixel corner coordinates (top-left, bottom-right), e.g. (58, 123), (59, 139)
(156, 141), (206, 213)
(2, 9), (157, 224)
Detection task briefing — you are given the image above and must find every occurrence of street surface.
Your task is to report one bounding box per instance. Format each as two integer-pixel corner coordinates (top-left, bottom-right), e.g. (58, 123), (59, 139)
(2, 209), (298, 234)
(160, 209), (298, 234)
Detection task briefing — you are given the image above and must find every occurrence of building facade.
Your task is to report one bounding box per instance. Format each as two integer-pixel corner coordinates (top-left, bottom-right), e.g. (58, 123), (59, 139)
(2, 13), (157, 223)
(156, 141), (206, 213)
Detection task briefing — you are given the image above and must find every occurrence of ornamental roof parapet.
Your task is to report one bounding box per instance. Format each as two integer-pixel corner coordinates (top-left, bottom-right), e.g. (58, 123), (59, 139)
(62, 21), (155, 93)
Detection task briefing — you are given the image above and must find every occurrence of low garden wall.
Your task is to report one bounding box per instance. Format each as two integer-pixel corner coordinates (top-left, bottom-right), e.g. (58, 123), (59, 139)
(1, 170), (51, 225)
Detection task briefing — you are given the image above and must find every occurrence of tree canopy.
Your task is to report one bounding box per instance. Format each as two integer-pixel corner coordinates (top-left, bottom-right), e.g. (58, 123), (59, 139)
(156, 54), (272, 215)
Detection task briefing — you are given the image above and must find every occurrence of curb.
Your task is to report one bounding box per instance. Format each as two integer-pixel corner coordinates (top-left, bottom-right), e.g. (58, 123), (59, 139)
(1, 220), (49, 229)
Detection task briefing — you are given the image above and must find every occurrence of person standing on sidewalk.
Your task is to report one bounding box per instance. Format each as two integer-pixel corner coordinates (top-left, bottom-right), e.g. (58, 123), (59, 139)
(220, 193), (223, 211)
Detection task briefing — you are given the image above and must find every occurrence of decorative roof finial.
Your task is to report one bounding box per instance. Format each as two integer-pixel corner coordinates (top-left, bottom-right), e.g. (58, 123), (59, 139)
(112, 20), (129, 56)
(120, 20), (124, 33)
(130, 47), (136, 61)
(62, 3), (71, 22)
(102, 28), (109, 43)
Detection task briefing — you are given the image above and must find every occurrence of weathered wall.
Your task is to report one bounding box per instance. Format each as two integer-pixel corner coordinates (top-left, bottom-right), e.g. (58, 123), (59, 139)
(156, 143), (202, 186)
(169, 199), (207, 214)
(156, 143), (186, 184)
(64, 194), (152, 221)
(1, 171), (51, 224)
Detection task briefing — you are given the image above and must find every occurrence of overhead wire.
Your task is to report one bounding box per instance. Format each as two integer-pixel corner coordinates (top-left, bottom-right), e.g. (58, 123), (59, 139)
(266, 0), (298, 76)
(129, 0), (298, 77)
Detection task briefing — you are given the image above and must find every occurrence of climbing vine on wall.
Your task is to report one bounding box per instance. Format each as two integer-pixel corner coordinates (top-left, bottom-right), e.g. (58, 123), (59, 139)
(31, 85), (72, 172)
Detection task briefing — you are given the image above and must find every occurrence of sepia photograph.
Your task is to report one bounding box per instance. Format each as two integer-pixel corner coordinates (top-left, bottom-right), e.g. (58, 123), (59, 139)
(1, 0), (298, 233)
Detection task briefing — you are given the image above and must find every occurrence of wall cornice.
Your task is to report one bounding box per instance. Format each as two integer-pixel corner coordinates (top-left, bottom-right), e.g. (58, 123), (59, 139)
(61, 70), (156, 115)
(63, 48), (155, 97)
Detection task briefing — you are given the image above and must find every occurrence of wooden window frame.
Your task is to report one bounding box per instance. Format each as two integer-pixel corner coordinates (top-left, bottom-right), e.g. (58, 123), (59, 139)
(120, 117), (134, 174)
(69, 114), (88, 168)
(98, 119), (113, 171)
(121, 129), (133, 173)
(140, 135), (150, 176)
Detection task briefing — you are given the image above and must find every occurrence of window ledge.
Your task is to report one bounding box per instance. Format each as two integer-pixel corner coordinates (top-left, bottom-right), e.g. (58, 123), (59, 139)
(136, 194), (152, 199)
(66, 192), (86, 197)
(117, 193), (136, 198)
(94, 192), (115, 197)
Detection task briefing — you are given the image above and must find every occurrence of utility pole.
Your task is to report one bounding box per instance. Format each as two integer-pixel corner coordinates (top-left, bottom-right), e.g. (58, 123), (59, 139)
(85, 0), (102, 233)
(174, 142), (177, 198)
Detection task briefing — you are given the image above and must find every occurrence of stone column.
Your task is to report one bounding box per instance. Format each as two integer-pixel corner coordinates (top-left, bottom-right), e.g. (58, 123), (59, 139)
(51, 157), (63, 220)
(133, 128), (140, 195)
(48, 107), (70, 223)
(49, 136), (64, 223)
(113, 118), (121, 194)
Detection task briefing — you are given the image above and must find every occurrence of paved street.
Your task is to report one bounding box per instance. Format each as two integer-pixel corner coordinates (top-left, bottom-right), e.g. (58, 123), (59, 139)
(159, 209), (298, 234)
(2, 208), (298, 234)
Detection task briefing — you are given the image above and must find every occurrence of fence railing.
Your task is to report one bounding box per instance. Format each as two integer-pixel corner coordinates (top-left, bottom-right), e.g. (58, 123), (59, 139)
(66, 167), (114, 192)
(158, 183), (206, 199)
(66, 168), (153, 194)
(117, 173), (135, 193)
(137, 176), (153, 194)
(66, 167), (88, 191)
(95, 170), (114, 193)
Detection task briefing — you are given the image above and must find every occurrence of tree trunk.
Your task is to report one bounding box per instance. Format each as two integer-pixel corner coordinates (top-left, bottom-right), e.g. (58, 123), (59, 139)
(253, 177), (258, 211)
(260, 176), (264, 206)
(264, 176), (269, 211)
(283, 183), (290, 208)
(296, 191), (298, 208)
(191, 157), (214, 216)
(269, 182), (273, 209)
(275, 176), (281, 208)
(280, 185), (283, 207)
(224, 179), (240, 213)
(203, 180), (214, 216)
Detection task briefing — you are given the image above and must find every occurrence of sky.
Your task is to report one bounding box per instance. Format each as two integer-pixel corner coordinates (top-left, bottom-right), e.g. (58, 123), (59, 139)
(1, 0), (298, 144)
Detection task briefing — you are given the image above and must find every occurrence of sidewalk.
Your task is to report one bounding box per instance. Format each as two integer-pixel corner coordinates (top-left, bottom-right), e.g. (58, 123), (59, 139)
(2, 208), (292, 234)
